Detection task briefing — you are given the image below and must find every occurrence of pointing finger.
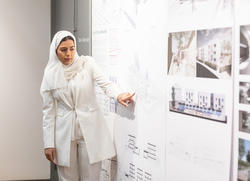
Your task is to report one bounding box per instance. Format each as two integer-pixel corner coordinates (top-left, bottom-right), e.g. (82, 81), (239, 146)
(120, 101), (128, 107)
(123, 93), (135, 101)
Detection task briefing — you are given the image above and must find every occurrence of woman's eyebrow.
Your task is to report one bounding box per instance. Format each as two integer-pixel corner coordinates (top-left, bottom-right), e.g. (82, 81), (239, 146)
(60, 46), (75, 49)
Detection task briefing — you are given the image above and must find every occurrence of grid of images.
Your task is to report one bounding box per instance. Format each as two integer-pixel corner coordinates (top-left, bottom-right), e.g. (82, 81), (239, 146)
(238, 24), (250, 181)
(168, 27), (232, 79)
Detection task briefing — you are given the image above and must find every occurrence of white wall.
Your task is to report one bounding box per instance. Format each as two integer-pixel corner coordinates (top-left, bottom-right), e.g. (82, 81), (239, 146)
(0, 0), (50, 179)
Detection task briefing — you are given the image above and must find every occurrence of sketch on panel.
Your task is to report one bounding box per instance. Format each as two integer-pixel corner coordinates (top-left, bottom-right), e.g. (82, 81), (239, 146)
(168, 31), (196, 76)
(169, 84), (227, 123)
(169, 0), (230, 13)
(196, 28), (232, 79)
(115, 0), (153, 32)
(93, 0), (166, 180)
(92, 0), (119, 31)
(126, 134), (140, 156)
(168, 0), (232, 27)
(125, 134), (158, 162)
(240, 25), (250, 75)
(123, 162), (152, 181)
(238, 138), (250, 181)
(143, 143), (157, 161)
(238, 0), (250, 24)
(239, 82), (250, 105)
(239, 110), (250, 134)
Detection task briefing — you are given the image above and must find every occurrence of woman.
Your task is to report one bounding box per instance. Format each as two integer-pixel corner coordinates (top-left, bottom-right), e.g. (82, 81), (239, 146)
(40, 30), (135, 181)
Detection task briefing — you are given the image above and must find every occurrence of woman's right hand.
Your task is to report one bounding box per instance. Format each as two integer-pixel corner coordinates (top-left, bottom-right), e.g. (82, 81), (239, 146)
(44, 148), (56, 163)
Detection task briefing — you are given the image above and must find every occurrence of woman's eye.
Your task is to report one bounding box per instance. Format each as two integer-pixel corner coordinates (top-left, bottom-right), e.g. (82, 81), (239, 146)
(70, 48), (75, 51)
(60, 49), (67, 52)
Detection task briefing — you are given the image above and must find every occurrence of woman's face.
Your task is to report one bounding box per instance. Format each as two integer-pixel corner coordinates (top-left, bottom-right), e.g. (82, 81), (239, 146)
(56, 39), (75, 65)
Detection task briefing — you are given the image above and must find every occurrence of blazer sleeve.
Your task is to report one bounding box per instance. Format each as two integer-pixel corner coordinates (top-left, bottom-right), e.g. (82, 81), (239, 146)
(86, 56), (121, 100)
(41, 90), (56, 149)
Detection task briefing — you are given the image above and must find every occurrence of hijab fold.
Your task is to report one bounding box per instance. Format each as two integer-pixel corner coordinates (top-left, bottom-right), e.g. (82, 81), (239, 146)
(63, 56), (84, 81)
(40, 30), (84, 93)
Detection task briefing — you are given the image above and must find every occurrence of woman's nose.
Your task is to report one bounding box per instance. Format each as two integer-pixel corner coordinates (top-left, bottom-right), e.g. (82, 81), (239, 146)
(66, 50), (70, 56)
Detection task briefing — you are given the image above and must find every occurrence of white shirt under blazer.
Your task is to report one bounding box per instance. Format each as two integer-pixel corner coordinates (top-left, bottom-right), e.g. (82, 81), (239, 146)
(41, 56), (120, 167)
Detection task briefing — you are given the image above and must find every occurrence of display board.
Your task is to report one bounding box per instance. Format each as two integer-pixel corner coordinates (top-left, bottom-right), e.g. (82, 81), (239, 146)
(166, 0), (233, 178)
(92, 0), (250, 181)
(92, 0), (167, 180)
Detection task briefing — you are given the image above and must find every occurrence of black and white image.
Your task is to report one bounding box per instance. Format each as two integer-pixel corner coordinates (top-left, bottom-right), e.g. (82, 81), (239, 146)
(168, 31), (196, 76)
(239, 82), (250, 105)
(239, 110), (250, 134)
(197, 28), (232, 79)
(238, 138), (250, 181)
(240, 25), (250, 75)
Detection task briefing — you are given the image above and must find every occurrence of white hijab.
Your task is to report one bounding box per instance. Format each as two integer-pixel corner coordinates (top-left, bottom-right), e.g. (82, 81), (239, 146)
(40, 30), (84, 93)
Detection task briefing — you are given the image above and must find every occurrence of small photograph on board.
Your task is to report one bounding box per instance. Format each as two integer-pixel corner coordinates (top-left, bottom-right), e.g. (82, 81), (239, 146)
(239, 82), (250, 105)
(238, 138), (250, 181)
(240, 25), (250, 75)
(169, 84), (227, 123)
(196, 28), (232, 79)
(168, 0), (232, 27)
(168, 31), (196, 77)
(239, 110), (250, 134)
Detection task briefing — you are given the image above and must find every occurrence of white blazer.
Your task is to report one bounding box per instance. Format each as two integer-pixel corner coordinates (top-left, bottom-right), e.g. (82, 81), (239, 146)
(41, 56), (120, 167)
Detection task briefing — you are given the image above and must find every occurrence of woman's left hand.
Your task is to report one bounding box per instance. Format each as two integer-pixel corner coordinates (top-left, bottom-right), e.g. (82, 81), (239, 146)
(117, 92), (135, 107)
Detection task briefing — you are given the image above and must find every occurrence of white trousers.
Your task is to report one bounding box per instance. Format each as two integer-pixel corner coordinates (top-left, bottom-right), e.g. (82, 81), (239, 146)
(57, 139), (102, 181)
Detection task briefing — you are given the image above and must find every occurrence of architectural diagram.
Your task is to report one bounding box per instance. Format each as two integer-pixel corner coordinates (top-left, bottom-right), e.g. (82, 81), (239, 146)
(170, 85), (227, 122)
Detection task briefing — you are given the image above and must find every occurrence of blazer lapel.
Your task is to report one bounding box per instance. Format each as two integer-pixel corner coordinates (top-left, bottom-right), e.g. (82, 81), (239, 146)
(58, 88), (73, 109)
